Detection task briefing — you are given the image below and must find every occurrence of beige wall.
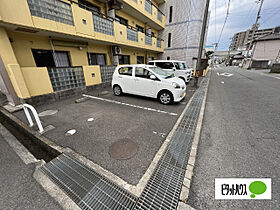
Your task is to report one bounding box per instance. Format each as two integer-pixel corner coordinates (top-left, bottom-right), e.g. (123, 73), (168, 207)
(21, 67), (54, 96)
(253, 40), (280, 61)
(0, 27), (30, 98)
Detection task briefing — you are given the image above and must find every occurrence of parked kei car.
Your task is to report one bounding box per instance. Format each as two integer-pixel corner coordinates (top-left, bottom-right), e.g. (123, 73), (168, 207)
(148, 60), (194, 83)
(112, 65), (186, 105)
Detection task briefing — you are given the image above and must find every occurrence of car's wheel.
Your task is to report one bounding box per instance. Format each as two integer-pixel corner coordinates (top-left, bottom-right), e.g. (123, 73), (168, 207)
(113, 85), (122, 96)
(158, 90), (173, 105)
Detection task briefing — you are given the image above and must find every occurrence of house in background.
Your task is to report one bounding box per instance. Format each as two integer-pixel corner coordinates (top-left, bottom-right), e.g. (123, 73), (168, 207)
(0, 0), (165, 105)
(251, 28), (280, 69)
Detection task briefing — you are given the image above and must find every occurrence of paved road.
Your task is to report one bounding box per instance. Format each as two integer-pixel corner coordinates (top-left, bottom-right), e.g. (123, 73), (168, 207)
(0, 124), (61, 210)
(188, 67), (280, 209)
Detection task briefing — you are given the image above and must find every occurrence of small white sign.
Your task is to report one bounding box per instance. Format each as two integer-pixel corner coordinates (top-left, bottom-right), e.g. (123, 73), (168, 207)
(215, 178), (271, 199)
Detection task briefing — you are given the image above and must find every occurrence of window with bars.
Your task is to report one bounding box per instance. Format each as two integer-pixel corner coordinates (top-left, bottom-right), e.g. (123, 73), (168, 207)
(145, 35), (152, 46)
(27, 0), (74, 25)
(127, 28), (138, 42)
(93, 15), (114, 35)
(145, 0), (152, 14)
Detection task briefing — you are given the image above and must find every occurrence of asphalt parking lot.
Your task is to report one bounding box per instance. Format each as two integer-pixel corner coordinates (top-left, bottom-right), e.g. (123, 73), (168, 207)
(14, 83), (198, 185)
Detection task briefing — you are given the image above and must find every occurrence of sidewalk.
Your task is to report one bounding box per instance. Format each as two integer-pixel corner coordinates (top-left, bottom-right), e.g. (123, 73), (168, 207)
(0, 124), (61, 210)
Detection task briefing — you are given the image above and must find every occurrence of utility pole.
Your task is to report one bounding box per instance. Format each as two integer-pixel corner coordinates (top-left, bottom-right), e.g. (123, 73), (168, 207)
(246, 0), (264, 59)
(194, 0), (210, 87)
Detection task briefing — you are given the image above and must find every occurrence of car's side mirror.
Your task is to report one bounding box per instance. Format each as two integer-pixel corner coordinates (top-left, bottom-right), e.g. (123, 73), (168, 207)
(150, 75), (156, 80)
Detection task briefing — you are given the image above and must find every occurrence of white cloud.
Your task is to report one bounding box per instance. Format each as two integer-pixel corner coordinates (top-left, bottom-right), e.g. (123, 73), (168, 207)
(207, 0), (280, 50)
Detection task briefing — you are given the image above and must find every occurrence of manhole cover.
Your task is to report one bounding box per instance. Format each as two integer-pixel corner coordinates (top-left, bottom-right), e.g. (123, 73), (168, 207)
(39, 110), (58, 117)
(109, 138), (138, 160)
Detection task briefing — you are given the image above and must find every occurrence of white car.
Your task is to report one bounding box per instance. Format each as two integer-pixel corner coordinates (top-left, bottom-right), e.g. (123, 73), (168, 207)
(112, 65), (186, 105)
(148, 60), (194, 83)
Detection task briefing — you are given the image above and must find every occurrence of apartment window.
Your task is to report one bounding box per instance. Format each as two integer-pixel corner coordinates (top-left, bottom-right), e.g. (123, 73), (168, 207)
(115, 15), (128, 26)
(32, 49), (70, 67)
(119, 55), (130, 65)
(78, 0), (100, 14)
(136, 25), (144, 33)
(168, 33), (171, 47)
(169, 6), (173, 23)
(137, 56), (145, 64)
(88, 53), (106, 65)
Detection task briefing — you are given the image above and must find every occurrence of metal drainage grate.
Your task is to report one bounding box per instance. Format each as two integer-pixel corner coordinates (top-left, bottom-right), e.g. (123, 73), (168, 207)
(41, 154), (137, 210)
(135, 74), (210, 209)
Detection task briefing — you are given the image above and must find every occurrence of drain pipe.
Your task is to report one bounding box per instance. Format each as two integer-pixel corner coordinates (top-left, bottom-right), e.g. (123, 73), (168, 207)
(49, 37), (58, 67)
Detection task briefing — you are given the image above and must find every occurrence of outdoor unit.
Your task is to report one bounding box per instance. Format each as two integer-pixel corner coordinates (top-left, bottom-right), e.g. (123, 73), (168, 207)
(112, 46), (122, 55)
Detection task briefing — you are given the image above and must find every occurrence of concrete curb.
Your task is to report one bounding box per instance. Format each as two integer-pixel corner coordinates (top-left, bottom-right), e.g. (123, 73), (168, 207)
(0, 107), (63, 157)
(178, 72), (211, 209)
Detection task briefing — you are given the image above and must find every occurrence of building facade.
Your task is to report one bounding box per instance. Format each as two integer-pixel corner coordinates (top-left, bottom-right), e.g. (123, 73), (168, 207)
(158, 0), (207, 67)
(0, 0), (165, 105)
(251, 32), (280, 69)
(230, 24), (276, 51)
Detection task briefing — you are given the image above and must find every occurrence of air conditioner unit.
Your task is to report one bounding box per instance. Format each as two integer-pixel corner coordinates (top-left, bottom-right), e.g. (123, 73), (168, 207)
(112, 46), (122, 55)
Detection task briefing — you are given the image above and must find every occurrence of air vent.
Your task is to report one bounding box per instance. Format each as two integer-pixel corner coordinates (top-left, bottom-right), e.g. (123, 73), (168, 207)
(15, 27), (38, 33)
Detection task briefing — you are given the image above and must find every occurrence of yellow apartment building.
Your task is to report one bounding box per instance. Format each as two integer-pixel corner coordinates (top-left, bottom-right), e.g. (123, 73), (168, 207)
(0, 0), (165, 105)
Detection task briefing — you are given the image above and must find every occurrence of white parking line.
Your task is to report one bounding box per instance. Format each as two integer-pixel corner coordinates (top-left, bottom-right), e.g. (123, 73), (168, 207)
(82, 94), (178, 116)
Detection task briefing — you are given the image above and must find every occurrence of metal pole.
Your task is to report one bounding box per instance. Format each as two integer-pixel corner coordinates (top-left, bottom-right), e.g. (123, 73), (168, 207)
(194, 0), (210, 87)
(246, 0), (264, 58)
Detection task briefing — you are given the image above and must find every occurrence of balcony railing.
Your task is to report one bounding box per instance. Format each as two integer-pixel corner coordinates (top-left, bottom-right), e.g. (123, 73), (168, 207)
(93, 14), (114, 36)
(127, 27), (138, 42)
(145, 0), (152, 14)
(157, 11), (162, 22)
(27, 0), (74, 25)
(100, 66), (117, 83)
(157, 38), (161, 48)
(47, 66), (85, 91)
(145, 34), (152, 46)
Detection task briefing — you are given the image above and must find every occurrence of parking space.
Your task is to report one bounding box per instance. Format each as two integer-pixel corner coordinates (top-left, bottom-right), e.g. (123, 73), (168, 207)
(13, 84), (198, 185)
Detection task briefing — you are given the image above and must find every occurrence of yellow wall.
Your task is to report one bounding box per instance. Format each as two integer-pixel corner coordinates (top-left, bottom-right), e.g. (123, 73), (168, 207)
(83, 65), (102, 86)
(8, 31), (110, 67)
(0, 27), (30, 99)
(21, 67), (54, 97)
(0, 0), (34, 27)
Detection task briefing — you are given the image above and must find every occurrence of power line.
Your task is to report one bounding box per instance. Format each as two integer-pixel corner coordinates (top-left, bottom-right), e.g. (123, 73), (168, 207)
(217, 0), (231, 49)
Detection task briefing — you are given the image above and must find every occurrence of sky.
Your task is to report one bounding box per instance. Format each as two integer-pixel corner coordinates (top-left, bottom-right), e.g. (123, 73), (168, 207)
(207, 0), (280, 50)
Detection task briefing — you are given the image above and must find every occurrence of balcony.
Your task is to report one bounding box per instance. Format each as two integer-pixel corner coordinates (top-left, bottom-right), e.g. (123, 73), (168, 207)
(0, 0), (164, 52)
(121, 0), (165, 30)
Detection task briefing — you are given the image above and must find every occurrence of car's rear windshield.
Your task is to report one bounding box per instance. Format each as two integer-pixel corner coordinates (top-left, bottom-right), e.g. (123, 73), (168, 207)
(175, 62), (186, 70)
(149, 67), (172, 78)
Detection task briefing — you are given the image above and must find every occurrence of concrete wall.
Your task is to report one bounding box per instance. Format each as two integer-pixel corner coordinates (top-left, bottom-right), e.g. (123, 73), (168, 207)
(159, 0), (206, 66)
